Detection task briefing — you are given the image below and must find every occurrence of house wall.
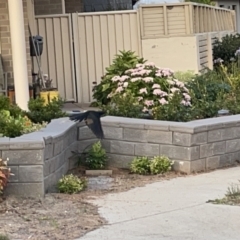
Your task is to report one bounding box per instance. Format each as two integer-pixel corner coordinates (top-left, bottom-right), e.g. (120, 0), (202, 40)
(65, 0), (84, 13)
(0, 0), (32, 84)
(34, 0), (63, 15)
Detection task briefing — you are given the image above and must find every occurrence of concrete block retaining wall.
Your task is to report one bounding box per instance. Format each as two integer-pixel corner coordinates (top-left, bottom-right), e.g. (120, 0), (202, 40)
(2, 115), (240, 197)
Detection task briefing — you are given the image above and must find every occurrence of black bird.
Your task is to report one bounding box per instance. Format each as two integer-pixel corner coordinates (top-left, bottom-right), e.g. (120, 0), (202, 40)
(69, 111), (105, 139)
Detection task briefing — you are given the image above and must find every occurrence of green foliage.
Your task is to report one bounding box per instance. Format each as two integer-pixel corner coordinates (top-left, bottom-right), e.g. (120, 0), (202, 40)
(152, 92), (193, 122)
(213, 34), (240, 66)
(93, 50), (146, 105)
(0, 234), (10, 240)
(130, 155), (173, 175)
(149, 156), (173, 175)
(100, 92), (143, 118)
(57, 174), (87, 194)
(173, 70), (196, 83)
(84, 141), (108, 170)
(130, 156), (151, 175)
(25, 97), (66, 124)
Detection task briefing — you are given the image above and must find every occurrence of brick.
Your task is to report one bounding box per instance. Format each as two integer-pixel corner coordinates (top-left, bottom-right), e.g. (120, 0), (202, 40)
(147, 130), (172, 144)
(103, 126), (123, 140)
(160, 145), (199, 160)
(206, 156), (220, 170)
(2, 150), (44, 165)
(200, 141), (226, 158)
(8, 166), (19, 182)
(19, 165), (43, 182)
(107, 154), (134, 168)
(226, 139), (240, 153)
(53, 140), (64, 156)
(124, 128), (147, 142)
(135, 143), (159, 156)
(173, 132), (207, 146)
(110, 141), (134, 155)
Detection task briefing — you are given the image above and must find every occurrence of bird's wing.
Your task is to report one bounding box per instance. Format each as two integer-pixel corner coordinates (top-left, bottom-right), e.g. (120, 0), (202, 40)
(69, 112), (87, 122)
(86, 112), (104, 139)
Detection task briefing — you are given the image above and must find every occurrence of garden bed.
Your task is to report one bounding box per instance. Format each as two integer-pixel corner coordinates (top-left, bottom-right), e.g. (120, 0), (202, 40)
(1, 113), (240, 197)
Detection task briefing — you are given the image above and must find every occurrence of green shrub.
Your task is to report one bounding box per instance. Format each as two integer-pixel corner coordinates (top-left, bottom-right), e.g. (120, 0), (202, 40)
(0, 234), (10, 240)
(173, 70), (196, 83)
(26, 97), (66, 124)
(57, 174), (87, 194)
(130, 156), (151, 175)
(149, 156), (173, 174)
(213, 34), (240, 66)
(79, 141), (108, 170)
(185, 0), (215, 5)
(93, 50), (146, 105)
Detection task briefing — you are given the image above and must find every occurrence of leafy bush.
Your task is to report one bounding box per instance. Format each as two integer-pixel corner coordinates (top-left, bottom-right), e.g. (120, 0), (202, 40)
(213, 34), (240, 66)
(185, 0), (215, 5)
(0, 234), (10, 240)
(57, 174), (87, 194)
(25, 97), (66, 124)
(0, 158), (13, 194)
(149, 156), (173, 174)
(95, 59), (191, 118)
(83, 141), (108, 170)
(174, 70), (196, 83)
(130, 156), (150, 175)
(93, 50), (146, 105)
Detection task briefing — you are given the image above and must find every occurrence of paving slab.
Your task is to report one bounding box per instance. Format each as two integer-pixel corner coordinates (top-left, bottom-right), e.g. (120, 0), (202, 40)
(76, 167), (240, 240)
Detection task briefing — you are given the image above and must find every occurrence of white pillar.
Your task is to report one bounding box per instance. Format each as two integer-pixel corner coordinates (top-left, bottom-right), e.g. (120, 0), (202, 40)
(8, 0), (29, 111)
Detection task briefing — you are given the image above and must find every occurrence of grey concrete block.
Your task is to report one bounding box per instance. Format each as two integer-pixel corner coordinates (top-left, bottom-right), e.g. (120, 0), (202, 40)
(0, 137), (10, 150)
(8, 166), (19, 183)
(78, 126), (96, 140)
(226, 139), (240, 153)
(191, 159), (206, 172)
(78, 139), (98, 152)
(208, 129), (224, 142)
(123, 128), (147, 142)
(219, 153), (236, 168)
(103, 126), (123, 140)
(53, 139), (63, 156)
(19, 165), (43, 182)
(64, 141), (78, 161)
(5, 182), (44, 197)
(101, 139), (111, 152)
(206, 156), (220, 170)
(2, 150), (44, 165)
(9, 139), (44, 150)
(135, 143), (159, 156)
(107, 154), (134, 168)
(147, 130), (172, 144)
(160, 145), (199, 160)
(200, 141), (226, 158)
(44, 159), (51, 177)
(173, 132), (207, 146)
(172, 160), (190, 173)
(44, 143), (53, 160)
(110, 141), (134, 155)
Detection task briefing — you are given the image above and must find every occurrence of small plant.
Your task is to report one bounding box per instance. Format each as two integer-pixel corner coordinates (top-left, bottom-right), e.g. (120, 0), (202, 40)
(130, 156), (151, 175)
(149, 156), (173, 174)
(0, 158), (13, 194)
(0, 234), (10, 240)
(57, 174), (87, 194)
(85, 141), (107, 170)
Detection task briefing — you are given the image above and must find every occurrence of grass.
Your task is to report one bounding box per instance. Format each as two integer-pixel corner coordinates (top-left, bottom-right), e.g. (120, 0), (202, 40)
(207, 182), (240, 206)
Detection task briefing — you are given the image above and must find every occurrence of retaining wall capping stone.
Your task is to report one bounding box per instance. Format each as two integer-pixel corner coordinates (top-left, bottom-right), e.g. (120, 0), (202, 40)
(3, 115), (240, 197)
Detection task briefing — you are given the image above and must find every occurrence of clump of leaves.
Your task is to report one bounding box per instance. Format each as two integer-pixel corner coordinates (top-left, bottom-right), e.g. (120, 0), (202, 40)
(130, 156), (151, 175)
(0, 158), (13, 194)
(0, 234), (10, 240)
(84, 141), (108, 170)
(25, 97), (66, 124)
(57, 174), (87, 194)
(213, 34), (240, 67)
(92, 50), (146, 105)
(149, 156), (173, 174)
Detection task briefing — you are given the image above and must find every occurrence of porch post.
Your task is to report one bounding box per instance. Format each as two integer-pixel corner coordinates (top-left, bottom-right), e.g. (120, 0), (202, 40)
(8, 0), (29, 111)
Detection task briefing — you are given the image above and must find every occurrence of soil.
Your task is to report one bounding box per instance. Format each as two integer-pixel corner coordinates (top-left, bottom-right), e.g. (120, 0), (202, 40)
(0, 165), (239, 240)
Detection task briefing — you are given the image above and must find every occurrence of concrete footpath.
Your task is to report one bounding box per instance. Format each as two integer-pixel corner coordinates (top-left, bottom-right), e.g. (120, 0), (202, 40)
(77, 167), (240, 240)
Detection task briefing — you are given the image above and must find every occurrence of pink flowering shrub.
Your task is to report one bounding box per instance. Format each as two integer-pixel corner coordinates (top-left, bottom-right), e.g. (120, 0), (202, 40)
(105, 62), (191, 115)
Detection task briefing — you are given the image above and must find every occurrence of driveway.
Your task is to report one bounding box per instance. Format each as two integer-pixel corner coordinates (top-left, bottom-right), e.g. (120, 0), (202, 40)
(76, 167), (240, 240)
